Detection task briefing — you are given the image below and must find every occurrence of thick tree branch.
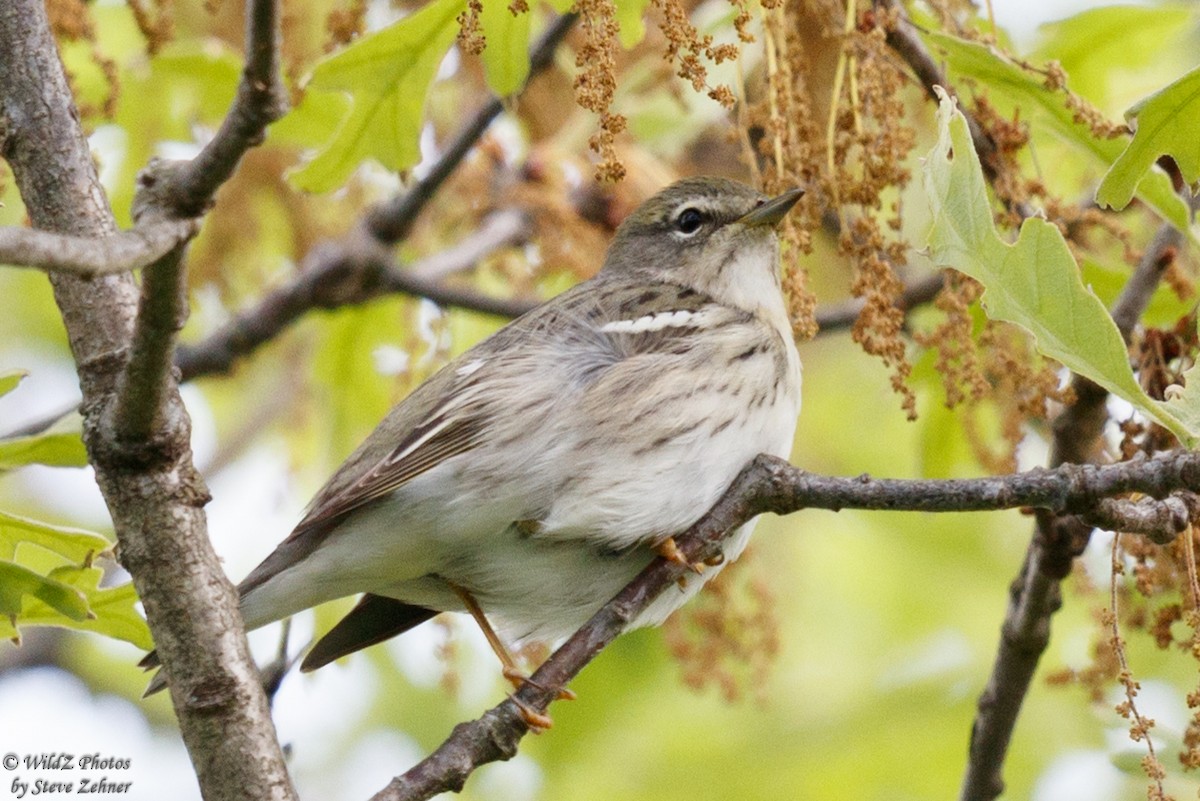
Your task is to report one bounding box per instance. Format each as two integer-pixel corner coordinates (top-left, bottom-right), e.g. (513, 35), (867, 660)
(0, 219), (200, 275)
(373, 450), (1200, 800)
(959, 220), (1183, 801)
(0, 1), (295, 800)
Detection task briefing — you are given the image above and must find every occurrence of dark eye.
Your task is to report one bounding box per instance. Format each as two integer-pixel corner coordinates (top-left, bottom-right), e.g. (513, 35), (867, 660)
(676, 207), (705, 235)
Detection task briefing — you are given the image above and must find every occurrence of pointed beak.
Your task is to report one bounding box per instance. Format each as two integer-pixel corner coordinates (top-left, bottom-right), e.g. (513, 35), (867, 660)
(738, 187), (805, 228)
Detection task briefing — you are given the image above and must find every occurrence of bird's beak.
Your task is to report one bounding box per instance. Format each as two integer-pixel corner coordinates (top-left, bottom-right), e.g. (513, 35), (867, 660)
(738, 187), (805, 228)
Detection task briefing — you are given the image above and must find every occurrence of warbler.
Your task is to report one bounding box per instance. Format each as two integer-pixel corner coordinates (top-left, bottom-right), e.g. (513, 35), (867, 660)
(145, 176), (803, 700)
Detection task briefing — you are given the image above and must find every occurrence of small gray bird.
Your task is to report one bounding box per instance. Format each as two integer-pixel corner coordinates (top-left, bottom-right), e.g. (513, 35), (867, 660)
(146, 176), (802, 702)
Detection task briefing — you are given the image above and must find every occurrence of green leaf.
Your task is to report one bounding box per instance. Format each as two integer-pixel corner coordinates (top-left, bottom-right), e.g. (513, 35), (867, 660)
(289, 0), (464, 192)
(922, 31), (1193, 235)
(0, 560), (92, 626)
(0, 510), (150, 648)
(0, 563), (152, 649)
(24, 566), (151, 648)
(0, 432), (88, 470)
(922, 90), (1197, 446)
(615, 0), (653, 49)
(0, 510), (111, 563)
(0, 370), (26, 398)
(479, 0), (531, 96)
(1031, 5), (1195, 109)
(1096, 65), (1200, 211)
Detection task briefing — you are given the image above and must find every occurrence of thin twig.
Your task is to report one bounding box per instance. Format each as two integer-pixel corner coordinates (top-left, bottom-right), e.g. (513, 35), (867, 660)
(815, 272), (944, 331)
(373, 450), (1200, 801)
(410, 210), (529, 281)
(160, 0), (288, 217)
(0, 220), (200, 276)
(174, 214), (535, 381)
(365, 13), (578, 245)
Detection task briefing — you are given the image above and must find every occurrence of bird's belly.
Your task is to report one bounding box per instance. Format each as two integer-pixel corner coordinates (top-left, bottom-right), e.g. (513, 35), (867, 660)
(376, 519), (758, 642)
(534, 379), (799, 550)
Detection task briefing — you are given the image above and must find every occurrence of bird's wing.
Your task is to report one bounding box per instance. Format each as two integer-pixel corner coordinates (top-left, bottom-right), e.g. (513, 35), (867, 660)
(237, 277), (734, 597)
(236, 359), (495, 596)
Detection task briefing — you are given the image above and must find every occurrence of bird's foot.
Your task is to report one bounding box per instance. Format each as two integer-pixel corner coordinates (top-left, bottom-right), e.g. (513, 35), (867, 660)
(655, 537), (705, 574)
(510, 694), (554, 732)
(502, 666), (577, 701)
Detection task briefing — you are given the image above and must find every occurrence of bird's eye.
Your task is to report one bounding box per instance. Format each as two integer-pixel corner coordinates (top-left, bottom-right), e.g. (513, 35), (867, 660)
(675, 208), (705, 235)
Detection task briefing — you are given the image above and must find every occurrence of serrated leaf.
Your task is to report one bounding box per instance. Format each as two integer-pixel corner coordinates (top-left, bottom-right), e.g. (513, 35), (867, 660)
(1096, 65), (1200, 211)
(0, 510), (111, 563)
(35, 566), (151, 648)
(0, 562), (152, 649)
(289, 0), (463, 192)
(923, 31), (1193, 236)
(0, 432), (88, 470)
(0, 370), (26, 398)
(923, 90), (1198, 446)
(0, 560), (91, 622)
(479, 0), (531, 96)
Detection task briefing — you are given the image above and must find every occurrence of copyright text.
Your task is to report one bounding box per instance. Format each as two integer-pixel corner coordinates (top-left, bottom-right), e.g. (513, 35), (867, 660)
(3, 754), (132, 798)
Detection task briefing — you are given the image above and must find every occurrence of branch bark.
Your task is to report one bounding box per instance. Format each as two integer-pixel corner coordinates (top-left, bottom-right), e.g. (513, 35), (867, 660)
(155, 0), (288, 217)
(958, 219), (1184, 801)
(0, 220), (200, 275)
(373, 450), (1200, 800)
(0, 2), (296, 800)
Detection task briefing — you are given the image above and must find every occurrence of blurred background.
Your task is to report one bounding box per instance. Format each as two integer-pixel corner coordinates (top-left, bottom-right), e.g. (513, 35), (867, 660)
(2, 0), (1199, 799)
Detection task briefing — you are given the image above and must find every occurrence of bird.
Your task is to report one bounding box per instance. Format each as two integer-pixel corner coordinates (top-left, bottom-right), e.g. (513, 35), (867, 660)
(143, 176), (803, 718)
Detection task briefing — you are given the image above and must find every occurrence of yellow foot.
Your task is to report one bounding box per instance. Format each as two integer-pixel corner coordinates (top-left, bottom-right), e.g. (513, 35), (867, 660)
(510, 694), (554, 732)
(502, 666), (577, 701)
(655, 537), (705, 574)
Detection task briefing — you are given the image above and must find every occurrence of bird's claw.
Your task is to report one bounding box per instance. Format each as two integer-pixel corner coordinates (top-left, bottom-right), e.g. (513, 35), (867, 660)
(656, 537), (705, 574)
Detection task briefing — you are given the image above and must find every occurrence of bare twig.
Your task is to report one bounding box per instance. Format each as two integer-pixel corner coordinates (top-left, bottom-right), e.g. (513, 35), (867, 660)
(174, 13), (579, 380)
(815, 272), (944, 332)
(174, 213), (535, 381)
(159, 0), (287, 217)
(878, 2), (996, 180)
(374, 450), (1200, 800)
(411, 209), (529, 281)
(0, 220), (200, 275)
(365, 12), (579, 246)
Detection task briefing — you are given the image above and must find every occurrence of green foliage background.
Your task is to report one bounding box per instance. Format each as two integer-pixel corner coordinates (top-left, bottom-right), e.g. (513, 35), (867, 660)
(1, 0), (1199, 799)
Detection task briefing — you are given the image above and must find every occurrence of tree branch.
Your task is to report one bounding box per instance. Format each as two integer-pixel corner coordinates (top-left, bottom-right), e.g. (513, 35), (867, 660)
(0, 219), (200, 275)
(109, 240), (189, 444)
(365, 12), (579, 245)
(958, 219), (1183, 801)
(373, 450), (1200, 800)
(158, 0), (288, 217)
(175, 12), (581, 380)
(0, 1), (295, 799)
(814, 272), (944, 332)
(174, 211), (534, 380)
